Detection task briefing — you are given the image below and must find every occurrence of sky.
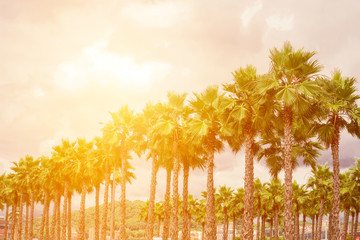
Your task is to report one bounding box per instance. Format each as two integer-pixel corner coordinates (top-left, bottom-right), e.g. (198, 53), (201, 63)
(1, 0), (360, 212)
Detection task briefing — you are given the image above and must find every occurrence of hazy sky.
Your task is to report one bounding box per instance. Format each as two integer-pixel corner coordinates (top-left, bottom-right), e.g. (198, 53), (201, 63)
(1, 0), (360, 211)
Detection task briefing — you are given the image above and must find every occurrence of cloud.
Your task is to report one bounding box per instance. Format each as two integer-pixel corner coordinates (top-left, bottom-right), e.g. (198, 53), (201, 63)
(241, 0), (263, 27)
(266, 14), (294, 31)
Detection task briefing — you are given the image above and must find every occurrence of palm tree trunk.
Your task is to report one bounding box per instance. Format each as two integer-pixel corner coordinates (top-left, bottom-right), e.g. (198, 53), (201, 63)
(317, 198), (324, 240)
(294, 206), (299, 240)
(223, 208), (228, 240)
(311, 216), (315, 240)
(110, 167), (116, 240)
(62, 182), (68, 240)
(329, 208), (333, 239)
(283, 105), (294, 240)
(56, 193), (61, 240)
(261, 215), (265, 240)
(270, 217), (273, 240)
(331, 119), (340, 240)
(25, 202), (29, 240)
(29, 189), (35, 240)
(171, 147), (180, 240)
(315, 214), (318, 240)
(78, 181), (87, 240)
(301, 214), (306, 240)
(274, 206), (279, 240)
(162, 167), (172, 240)
(204, 133), (217, 240)
(146, 153), (158, 240)
(67, 192), (72, 240)
(50, 199), (57, 240)
(182, 161), (190, 240)
(120, 152), (127, 240)
(45, 194), (50, 240)
(353, 210), (359, 240)
(350, 211), (355, 240)
(343, 206), (350, 239)
(39, 191), (49, 240)
(4, 204), (9, 240)
(241, 122), (255, 240)
(95, 183), (100, 240)
(256, 206), (260, 240)
(18, 191), (24, 240)
(233, 215), (236, 240)
(101, 165), (110, 240)
(11, 198), (18, 240)
(225, 218), (229, 240)
(204, 151), (216, 240)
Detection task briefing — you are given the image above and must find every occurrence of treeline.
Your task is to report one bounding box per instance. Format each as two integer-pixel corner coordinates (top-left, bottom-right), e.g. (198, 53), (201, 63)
(1, 41), (360, 240)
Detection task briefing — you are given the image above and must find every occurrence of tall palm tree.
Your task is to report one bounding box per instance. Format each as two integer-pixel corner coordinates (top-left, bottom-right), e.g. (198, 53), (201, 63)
(292, 181), (307, 240)
(316, 71), (360, 240)
(102, 105), (137, 240)
(93, 137), (107, 240)
(194, 198), (206, 240)
(136, 102), (166, 240)
(181, 126), (204, 240)
(253, 178), (264, 240)
(72, 138), (94, 240)
(262, 41), (323, 240)
(155, 92), (188, 240)
(229, 188), (244, 240)
(350, 158), (360, 240)
(263, 178), (284, 240)
(307, 164), (332, 240)
(224, 66), (273, 240)
(11, 155), (40, 240)
(340, 171), (355, 239)
(188, 86), (231, 239)
(215, 186), (234, 240)
(52, 139), (76, 240)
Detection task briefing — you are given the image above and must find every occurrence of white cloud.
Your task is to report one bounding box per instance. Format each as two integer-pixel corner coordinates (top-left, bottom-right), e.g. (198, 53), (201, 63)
(240, 0), (263, 27)
(266, 14), (294, 31)
(33, 87), (45, 97)
(53, 40), (172, 91)
(121, 1), (190, 28)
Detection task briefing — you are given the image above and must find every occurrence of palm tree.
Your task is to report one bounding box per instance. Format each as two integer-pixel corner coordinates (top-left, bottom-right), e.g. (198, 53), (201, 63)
(215, 186), (234, 240)
(52, 139), (76, 240)
(340, 171), (355, 239)
(263, 178), (284, 240)
(155, 92), (188, 240)
(316, 71), (360, 240)
(188, 86), (231, 239)
(154, 201), (164, 237)
(194, 197), (206, 240)
(224, 66), (274, 240)
(0, 173), (15, 240)
(11, 155), (40, 240)
(102, 105), (137, 240)
(72, 138), (94, 240)
(350, 158), (360, 240)
(253, 178), (264, 240)
(181, 126), (204, 240)
(229, 188), (244, 240)
(262, 41), (323, 240)
(93, 137), (107, 240)
(307, 164), (332, 240)
(292, 181), (307, 240)
(136, 102), (166, 240)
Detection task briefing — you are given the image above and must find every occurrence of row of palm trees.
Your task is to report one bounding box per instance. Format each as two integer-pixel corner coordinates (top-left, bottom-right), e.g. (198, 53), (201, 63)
(1, 41), (360, 240)
(140, 159), (360, 240)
